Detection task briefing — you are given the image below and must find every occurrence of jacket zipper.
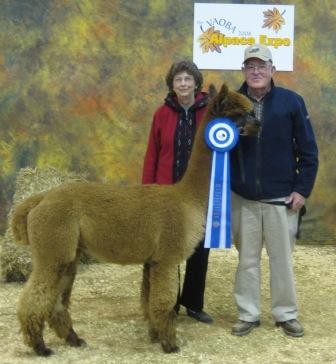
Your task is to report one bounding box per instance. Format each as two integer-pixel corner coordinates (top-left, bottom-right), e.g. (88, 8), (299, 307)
(255, 125), (262, 197)
(237, 144), (246, 184)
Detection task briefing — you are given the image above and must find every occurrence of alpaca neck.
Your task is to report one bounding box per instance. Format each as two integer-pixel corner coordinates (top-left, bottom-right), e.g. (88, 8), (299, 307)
(177, 119), (212, 204)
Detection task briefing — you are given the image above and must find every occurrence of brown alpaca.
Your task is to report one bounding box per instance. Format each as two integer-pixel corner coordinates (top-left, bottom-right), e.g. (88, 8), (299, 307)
(11, 83), (259, 356)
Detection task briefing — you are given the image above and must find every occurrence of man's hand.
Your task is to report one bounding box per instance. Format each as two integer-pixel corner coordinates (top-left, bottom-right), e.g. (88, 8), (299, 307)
(285, 192), (306, 211)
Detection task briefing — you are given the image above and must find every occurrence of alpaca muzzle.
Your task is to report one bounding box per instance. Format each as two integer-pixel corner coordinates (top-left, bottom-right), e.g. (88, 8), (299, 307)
(237, 113), (261, 136)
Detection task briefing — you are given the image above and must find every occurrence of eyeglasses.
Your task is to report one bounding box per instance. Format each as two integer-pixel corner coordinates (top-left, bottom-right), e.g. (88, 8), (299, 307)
(243, 64), (271, 73)
(173, 76), (195, 84)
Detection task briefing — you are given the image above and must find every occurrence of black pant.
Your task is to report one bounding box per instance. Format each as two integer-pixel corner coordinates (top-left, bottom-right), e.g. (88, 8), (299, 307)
(178, 240), (210, 311)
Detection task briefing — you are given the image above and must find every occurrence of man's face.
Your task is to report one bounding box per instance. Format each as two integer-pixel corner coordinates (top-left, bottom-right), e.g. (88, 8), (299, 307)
(242, 58), (275, 91)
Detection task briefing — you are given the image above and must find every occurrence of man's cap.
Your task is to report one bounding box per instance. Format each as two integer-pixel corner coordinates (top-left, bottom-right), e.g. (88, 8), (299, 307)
(244, 44), (273, 63)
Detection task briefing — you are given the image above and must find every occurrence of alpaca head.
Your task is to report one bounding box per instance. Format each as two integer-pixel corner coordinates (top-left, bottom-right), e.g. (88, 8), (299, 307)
(206, 83), (260, 136)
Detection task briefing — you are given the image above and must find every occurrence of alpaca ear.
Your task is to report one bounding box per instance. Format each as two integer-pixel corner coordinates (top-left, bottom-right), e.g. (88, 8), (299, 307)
(208, 84), (218, 99)
(216, 83), (229, 110)
(218, 83), (229, 96)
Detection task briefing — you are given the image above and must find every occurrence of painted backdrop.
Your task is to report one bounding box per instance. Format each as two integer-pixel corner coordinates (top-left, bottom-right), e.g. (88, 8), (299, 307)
(0, 0), (335, 243)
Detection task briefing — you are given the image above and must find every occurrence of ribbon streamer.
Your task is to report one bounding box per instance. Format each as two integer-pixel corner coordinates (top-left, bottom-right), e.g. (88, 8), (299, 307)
(204, 117), (239, 249)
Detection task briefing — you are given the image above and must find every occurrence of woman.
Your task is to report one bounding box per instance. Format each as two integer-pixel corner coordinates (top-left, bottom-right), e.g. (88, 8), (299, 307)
(142, 60), (212, 324)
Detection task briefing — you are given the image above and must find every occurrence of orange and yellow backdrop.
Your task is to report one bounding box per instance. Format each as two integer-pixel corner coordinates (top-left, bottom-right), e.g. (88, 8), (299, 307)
(0, 0), (335, 243)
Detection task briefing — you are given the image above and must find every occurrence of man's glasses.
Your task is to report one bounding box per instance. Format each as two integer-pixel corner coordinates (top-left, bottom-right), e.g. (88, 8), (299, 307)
(243, 64), (271, 73)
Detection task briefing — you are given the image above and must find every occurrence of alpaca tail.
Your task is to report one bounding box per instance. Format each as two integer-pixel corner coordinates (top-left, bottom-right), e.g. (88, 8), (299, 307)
(11, 193), (46, 245)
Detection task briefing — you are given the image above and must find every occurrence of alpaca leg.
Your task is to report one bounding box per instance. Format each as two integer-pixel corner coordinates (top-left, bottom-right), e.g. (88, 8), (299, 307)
(141, 263), (159, 342)
(149, 263), (179, 353)
(49, 305), (85, 348)
(141, 263), (150, 320)
(47, 261), (86, 348)
(17, 266), (64, 356)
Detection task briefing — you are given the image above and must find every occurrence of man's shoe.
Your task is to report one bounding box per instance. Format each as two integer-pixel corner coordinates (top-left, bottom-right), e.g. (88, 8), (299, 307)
(231, 320), (260, 336)
(186, 308), (213, 324)
(276, 319), (304, 337)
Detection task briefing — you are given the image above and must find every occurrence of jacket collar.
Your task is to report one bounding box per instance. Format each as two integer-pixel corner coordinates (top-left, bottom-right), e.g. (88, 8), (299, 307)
(165, 91), (208, 112)
(239, 79), (275, 98)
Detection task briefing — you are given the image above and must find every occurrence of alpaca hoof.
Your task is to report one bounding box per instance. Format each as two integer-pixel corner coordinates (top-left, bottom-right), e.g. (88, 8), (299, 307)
(33, 344), (54, 357)
(69, 337), (87, 348)
(66, 329), (87, 347)
(149, 328), (159, 343)
(161, 341), (180, 353)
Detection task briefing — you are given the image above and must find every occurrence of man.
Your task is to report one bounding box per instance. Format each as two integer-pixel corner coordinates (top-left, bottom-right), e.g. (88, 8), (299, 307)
(230, 44), (318, 337)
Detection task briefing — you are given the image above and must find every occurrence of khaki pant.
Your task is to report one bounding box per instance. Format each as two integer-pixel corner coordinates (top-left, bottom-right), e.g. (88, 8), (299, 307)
(232, 192), (299, 322)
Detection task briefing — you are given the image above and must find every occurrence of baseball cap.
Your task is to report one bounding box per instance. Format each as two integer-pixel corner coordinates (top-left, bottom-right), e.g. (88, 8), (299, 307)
(244, 44), (273, 63)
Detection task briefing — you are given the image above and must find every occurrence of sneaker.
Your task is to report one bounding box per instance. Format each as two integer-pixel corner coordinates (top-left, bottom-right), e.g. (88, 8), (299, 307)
(186, 308), (213, 324)
(276, 319), (304, 337)
(231, 320), (260, 336)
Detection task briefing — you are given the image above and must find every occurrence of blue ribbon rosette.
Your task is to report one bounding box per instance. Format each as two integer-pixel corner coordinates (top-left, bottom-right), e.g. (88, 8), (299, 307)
(204, 117), (239, 249)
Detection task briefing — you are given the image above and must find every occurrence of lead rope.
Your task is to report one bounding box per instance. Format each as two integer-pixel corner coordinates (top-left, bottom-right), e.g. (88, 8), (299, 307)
(174, 265), (181, 314)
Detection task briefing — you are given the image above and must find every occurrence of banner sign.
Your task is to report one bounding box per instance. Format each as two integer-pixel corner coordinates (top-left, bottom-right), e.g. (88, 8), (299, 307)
(193, 3), (295, 71)
(204, 118), (239, 249)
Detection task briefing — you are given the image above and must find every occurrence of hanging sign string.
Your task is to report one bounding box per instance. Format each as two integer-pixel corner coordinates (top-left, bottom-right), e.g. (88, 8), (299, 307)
(204, 117), (239, 249)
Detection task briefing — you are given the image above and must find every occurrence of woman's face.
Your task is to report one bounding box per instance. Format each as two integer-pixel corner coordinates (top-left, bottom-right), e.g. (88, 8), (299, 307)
(172, 71), (196, 100)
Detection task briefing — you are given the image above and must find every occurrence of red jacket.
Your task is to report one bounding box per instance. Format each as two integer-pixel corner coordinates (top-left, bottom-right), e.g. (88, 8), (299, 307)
(142, 92), (208, 185)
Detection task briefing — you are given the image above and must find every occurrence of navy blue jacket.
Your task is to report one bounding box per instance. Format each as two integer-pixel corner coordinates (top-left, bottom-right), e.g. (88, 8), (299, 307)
(230, 80), (318, 200)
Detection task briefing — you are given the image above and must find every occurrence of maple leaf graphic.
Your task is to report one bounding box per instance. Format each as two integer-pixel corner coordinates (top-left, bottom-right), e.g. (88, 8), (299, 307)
(198, 26), (221, 53)
(262, 7), (286, 33)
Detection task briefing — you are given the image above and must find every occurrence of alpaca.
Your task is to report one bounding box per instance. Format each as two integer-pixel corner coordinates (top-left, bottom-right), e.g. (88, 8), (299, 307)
(11, 83), (259, 356)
